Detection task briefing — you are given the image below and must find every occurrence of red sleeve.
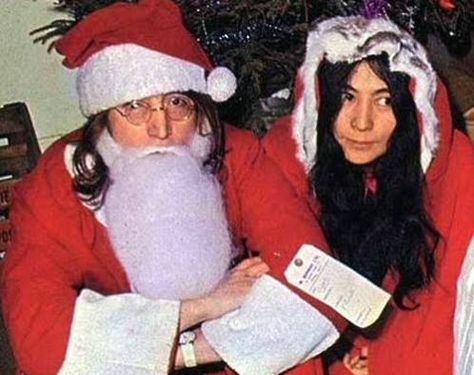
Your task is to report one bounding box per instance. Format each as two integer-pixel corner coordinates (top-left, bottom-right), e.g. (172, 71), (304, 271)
(1, 142), (83, 375)
(224, 126), (347, 332)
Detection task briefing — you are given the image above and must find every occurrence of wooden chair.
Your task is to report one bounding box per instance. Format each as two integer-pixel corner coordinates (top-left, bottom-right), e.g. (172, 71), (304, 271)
(0, 102), (41, 375)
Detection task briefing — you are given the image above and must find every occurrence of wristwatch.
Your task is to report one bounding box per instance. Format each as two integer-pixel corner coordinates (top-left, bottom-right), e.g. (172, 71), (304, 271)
(179, 330), (197, 368)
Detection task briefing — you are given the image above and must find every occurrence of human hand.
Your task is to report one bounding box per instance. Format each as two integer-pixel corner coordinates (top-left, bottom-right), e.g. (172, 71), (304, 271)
(343, 346), (369, 375)
(179, 257), (269, 330)
(203, 257), (270, 320)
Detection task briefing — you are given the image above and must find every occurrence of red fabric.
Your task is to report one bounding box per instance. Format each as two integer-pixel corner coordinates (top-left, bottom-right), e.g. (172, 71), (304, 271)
(55, 0), (214, 70)
(263, 82), (474, 374)
(1, 125), (339, 375)
(364, 170), (378, 196)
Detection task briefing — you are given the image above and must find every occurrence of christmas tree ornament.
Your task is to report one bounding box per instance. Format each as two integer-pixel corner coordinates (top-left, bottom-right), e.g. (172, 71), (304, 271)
(438, 0), (457, 11)
(431, 0), (472, 56)
(361, 0), (390, 19)
(176, 0), (311, 128)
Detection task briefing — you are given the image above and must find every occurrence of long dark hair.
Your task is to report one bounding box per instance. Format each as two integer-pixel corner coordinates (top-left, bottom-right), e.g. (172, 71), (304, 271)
(72, 91), (226, 210)
(310, 55), (440, 309)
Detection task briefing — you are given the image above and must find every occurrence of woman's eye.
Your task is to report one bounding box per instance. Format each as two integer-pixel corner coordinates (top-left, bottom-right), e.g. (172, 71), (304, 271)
(341, 91), (354, 102)
(376, 97), (392, 106)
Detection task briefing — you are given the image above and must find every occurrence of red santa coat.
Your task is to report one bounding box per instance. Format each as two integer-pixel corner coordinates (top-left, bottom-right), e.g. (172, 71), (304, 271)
(1, 125), (347, 375)
(262, 54), (474, 375)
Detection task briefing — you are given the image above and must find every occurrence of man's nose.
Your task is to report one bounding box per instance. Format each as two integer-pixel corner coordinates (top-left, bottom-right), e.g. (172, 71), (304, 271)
(350, 100), (374, 131)
(148, 108), (171, 139)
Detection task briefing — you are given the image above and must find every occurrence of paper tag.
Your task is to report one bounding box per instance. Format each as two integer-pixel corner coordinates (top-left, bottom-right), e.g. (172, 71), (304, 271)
(285, 244), (391, 328)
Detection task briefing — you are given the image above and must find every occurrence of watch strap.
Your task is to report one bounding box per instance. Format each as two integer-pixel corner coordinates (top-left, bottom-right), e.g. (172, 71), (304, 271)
(179, 332), (197, 368)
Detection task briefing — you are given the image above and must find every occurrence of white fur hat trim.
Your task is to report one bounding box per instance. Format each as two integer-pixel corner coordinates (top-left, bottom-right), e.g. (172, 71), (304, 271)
(293, 16), (439, 173)
(77, 44), (236, 116)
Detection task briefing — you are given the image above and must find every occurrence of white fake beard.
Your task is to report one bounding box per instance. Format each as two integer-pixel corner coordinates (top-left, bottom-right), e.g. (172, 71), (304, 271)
(98, 131), (232, 300)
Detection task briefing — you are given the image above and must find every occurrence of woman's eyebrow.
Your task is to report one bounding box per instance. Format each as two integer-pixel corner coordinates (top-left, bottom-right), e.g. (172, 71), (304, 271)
(344, 84), (390, 95)
(373, 88), (391, 95)
(344, 84), (357, 92)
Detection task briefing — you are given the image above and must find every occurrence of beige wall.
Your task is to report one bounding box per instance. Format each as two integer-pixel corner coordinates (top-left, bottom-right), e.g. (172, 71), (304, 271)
(0, 0), (83, 151)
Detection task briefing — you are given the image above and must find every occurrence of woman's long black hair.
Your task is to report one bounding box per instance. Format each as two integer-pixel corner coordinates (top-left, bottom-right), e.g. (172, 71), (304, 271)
(72, 91), (226, 210)
(310, 55), (440, 309)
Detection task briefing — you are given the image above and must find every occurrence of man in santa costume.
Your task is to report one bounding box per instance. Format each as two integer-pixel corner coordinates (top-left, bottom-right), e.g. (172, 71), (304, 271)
(263, 15), (474, 375)
(0, 1), (392, 374)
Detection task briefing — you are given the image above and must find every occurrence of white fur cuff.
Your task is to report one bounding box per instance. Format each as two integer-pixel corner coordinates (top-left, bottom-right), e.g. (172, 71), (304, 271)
(455, 236), (474, 375)
(58, 290), (180, 375)
(202, 275), (339, 375)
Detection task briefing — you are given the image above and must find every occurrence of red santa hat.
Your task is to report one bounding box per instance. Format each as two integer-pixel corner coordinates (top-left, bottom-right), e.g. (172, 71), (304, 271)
(55, 0), (237, 117)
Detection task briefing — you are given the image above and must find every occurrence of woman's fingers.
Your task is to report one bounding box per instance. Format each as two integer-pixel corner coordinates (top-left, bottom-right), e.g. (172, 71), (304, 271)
(343, 346), (369, 375)
(344, 353), (361, 367)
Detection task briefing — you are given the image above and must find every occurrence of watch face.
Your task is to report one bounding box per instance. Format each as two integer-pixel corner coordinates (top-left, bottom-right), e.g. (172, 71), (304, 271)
(179, 331), (196, 345)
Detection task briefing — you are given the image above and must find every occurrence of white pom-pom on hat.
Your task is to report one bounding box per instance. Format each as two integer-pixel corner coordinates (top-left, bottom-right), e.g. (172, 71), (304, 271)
(207, 67), (237, 102)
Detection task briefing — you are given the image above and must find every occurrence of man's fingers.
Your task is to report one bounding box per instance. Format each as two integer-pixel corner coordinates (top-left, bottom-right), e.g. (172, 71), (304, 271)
(246, 262), (270, 276)
(233, 257), (263, 271)
(232, 257), (269, 276)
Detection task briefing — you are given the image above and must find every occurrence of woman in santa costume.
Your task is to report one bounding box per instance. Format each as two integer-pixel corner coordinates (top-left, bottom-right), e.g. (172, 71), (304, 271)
(263, 15), (474, 375)
(0, 1), (385, 374)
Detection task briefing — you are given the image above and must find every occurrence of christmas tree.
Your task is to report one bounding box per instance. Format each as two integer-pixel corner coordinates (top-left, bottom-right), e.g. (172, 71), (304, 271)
(32, 0), (474, 133)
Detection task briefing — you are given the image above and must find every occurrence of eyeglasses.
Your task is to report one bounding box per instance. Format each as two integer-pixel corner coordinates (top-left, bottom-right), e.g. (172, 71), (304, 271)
(114, 93), (196, 126)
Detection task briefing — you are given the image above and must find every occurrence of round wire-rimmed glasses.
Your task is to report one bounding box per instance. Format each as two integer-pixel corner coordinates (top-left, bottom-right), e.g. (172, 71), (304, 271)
(114, 93), (196, 126)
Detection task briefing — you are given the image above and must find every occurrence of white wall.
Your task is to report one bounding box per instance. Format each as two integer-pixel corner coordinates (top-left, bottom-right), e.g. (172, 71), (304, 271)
(0, 0), (83, 151)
